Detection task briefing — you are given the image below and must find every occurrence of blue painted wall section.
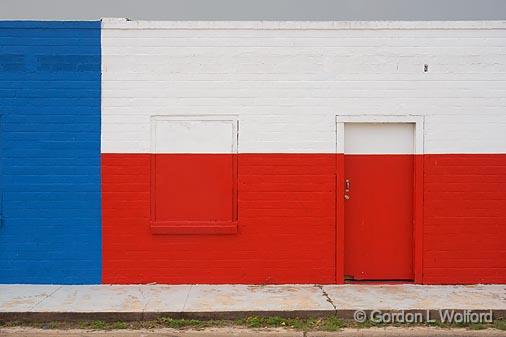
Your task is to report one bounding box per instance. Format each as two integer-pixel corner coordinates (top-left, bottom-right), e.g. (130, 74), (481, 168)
(0, 21), (101, 284)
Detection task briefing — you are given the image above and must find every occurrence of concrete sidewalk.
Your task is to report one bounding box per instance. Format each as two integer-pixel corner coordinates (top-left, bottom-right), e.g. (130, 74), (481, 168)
(0, 284), (504, 321)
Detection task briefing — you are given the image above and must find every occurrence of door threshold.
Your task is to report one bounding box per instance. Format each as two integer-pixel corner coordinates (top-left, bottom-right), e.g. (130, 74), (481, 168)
(345, 279), (414, 285)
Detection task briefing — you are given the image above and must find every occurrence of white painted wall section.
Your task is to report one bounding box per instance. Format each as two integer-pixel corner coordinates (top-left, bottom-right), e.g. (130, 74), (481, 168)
(152, 117), (237, 153)
(101, 20), (506, 154)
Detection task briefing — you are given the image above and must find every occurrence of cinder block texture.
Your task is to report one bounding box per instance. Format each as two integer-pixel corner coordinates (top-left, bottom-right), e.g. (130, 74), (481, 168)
(101, 21), (506, 155)
(101, 21), (506, 284)
(0, 21), (102, 284)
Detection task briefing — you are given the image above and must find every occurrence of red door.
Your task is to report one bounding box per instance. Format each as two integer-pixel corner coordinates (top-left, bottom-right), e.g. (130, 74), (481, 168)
(343, 123), (414, 281)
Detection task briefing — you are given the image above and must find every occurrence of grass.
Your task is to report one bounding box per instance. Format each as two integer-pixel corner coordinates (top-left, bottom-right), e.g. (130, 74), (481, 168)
(239, 316), (344, 331)
(494, 319), (506, 331)
(0, 316), (504, 332)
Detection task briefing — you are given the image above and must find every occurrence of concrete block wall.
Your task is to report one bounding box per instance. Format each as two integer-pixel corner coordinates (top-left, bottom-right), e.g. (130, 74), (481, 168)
(101, 20), (506, 284)
(0, 21), (102, 284)
(0, 20), (505, 284)
(101, 20), (506, 155)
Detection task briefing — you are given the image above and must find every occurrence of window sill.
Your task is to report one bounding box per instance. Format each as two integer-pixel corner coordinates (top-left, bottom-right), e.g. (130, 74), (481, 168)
(150, 221), (238, 235)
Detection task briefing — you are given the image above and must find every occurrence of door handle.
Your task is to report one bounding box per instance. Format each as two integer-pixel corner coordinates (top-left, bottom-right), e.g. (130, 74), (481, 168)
(345, 179), (351, 200)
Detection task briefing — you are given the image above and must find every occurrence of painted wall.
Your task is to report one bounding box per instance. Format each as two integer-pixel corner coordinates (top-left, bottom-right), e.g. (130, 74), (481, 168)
(101, 20), (506, 284)
(0, 21), (102, 284)
(0, 20), (504, 284)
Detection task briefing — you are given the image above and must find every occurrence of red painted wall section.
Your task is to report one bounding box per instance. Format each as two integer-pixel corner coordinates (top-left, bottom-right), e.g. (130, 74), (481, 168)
(102, 153), (506, 284)
(423, 154), (506, 284)
(102, 153), (336, 284)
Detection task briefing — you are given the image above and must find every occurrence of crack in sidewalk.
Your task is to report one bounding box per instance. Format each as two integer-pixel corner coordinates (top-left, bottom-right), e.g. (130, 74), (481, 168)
(182, 284), (193, 313)
(316, 284), (337, 313)
(139, 285), (148, 320)
(29, 285), (62, 311)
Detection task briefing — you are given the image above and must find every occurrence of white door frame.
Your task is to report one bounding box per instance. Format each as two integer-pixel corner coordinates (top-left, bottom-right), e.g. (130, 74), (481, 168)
(335, 114), (425, 284)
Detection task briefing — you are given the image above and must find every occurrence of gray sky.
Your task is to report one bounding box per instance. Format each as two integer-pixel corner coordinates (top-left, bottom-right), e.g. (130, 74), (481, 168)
(1, 0), (505, 21)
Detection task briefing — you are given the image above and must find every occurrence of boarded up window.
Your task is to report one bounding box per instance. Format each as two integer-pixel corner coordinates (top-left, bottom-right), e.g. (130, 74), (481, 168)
(150, 116), (238, 234)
